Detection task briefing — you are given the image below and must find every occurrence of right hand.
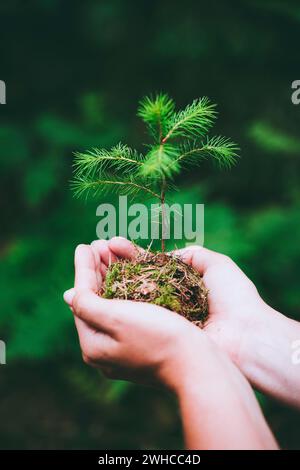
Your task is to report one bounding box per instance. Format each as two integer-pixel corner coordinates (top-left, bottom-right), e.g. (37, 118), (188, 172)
(90, 237), (300, 408)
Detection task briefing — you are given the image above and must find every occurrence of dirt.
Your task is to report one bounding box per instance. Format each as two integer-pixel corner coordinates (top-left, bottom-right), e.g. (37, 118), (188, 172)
(101, 251), (209, 326)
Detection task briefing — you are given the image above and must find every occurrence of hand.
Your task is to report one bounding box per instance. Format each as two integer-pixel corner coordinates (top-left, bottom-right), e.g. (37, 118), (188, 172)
(87, 238), (264, 368)
(90, 238), (300, 408)
(173, 245), (266, 365)
(64, 243), (207, 391)
(64, 241), (278, 449)
(174, 245), (300, 408)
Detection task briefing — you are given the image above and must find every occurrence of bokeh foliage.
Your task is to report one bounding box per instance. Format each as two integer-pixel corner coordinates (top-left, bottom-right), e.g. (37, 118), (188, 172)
(0, 0), (300, 449)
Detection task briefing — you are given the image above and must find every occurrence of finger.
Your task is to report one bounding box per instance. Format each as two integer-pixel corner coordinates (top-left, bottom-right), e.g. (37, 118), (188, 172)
(73, 288), (168, 334)
(72, 289), (122, 334)
(91, 239), (117, 267)
(90, 239), (113, 279)
(108, 236), (141, 260)
(74, 315), (96, 349)
(63, 288), (75, 306)
(90, 243), (103, 290)
(99, 262), (108, 280)
(90, 239), (109, 266)
(74, 244), (98, 292)
(172, 246), (228, 275)
(74, 315), (115, 364)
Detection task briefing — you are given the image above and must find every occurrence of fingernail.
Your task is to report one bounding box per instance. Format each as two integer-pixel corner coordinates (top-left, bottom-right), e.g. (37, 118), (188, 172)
(63, 288), (75, 305)
(75, 244), (88, 261)
(75, 243), (86, 252)
(91, 239), (108, 246)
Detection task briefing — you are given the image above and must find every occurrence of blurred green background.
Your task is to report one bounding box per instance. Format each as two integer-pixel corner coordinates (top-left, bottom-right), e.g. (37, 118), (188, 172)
(1, 0), (300, 449)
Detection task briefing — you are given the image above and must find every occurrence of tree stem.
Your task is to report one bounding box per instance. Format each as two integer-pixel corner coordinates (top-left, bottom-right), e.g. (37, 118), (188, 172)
(161, 179), (166, 252)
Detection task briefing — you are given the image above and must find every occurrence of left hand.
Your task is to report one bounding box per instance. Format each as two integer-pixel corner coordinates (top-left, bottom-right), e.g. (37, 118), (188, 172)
(64, 243), (207, 390)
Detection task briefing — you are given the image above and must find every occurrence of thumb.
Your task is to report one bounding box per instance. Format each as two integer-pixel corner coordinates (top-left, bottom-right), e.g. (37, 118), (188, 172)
(63, 288), (75, 306)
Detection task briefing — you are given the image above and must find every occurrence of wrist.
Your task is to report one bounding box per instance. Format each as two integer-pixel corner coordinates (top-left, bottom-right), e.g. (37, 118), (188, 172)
(163, 324), (218, 398)
(238, 303), (300, 405)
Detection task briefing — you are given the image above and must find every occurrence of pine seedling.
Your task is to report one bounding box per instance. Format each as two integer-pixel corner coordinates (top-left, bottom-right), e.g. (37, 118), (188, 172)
(72, 93), (239, 251)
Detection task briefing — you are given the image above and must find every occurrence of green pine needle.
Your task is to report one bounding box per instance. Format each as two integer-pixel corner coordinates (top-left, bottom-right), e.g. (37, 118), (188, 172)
(72, 93), (240, 219)
(177, 136), (239, 169)
(139, 144), (180, 180)
(162, 97), (217, 143)
(137, 93), (175, 141)
(71, 175), (160, 200)
(201, 136), (239, 168)
(73, 143), (143, 178)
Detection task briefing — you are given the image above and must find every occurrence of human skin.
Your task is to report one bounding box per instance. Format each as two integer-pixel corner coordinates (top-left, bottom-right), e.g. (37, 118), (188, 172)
(88, 237), (300, 409)
(64, 243), (278, 449)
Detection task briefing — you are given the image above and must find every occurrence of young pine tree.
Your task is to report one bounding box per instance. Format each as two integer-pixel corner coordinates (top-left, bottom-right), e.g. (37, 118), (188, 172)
(72, 93), (239, 252)
(72, 94), (239, 323)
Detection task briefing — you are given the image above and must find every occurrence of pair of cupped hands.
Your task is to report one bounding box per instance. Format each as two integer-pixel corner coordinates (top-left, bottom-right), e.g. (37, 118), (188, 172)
(64, 237), (269, 394)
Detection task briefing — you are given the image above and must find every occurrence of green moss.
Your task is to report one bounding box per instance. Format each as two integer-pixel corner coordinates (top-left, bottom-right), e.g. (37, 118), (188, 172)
(101, 252), (208, 325)
(103, 262), (123, 298)
(124, 263), (142, 277)
(153, 284), (181, 312)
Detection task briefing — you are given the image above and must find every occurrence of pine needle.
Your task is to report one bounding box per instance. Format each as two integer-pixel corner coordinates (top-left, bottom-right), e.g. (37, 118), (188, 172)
(71, 175), (160, 200)
(176, 136), (239, 169)
(162, 97), (217, 142)
(139, 144), (180, 180)
(73, 143), (143, 178)
(72, 93), (240, 210)
(137, 93), (175, 141)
